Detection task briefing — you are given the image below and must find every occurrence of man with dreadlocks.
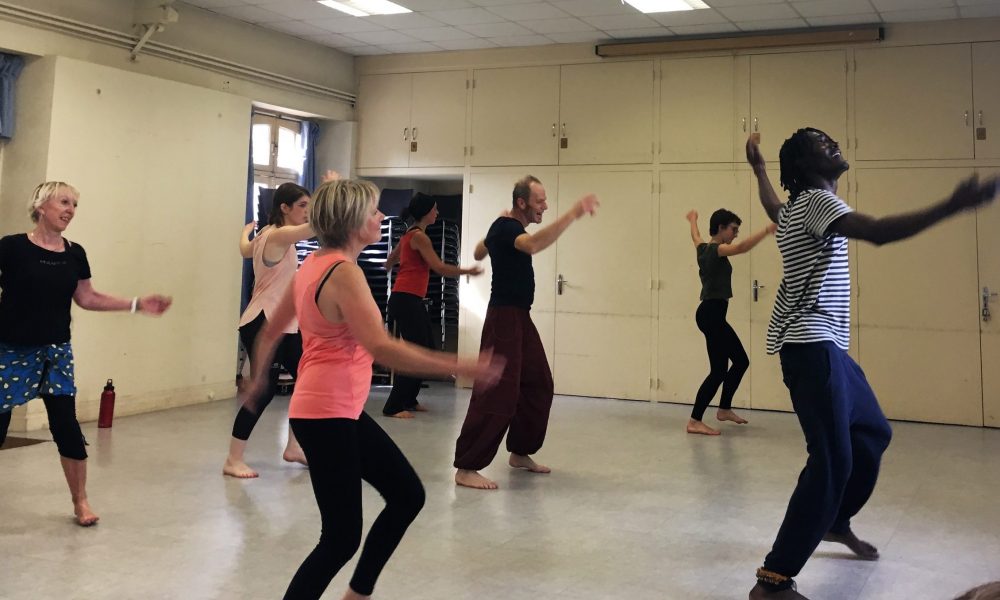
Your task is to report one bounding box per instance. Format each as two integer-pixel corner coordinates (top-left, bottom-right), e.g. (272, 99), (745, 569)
(745, 129), (998, 600)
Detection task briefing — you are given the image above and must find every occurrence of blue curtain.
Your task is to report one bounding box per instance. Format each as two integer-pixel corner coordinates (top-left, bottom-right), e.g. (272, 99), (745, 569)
(300, 120), (320, 192)
(241, 126), (255, 315)
(0, 53), (25, 139)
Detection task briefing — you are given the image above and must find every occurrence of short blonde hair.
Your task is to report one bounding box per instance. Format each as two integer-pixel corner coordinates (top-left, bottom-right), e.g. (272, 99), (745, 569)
(29, 181), (79, 223)
(310, 179), (380, 248)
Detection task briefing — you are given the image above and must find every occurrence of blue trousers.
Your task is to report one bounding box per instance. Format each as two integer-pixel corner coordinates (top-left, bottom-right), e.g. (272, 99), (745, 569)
(763, 342), (893, 577)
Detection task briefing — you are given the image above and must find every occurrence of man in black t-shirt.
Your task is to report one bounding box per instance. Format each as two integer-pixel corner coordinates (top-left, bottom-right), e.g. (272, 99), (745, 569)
(454, 175), (598, 490)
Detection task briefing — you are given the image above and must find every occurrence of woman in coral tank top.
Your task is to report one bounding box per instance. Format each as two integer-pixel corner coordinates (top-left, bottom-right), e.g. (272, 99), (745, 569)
(242, 179), (502, 600)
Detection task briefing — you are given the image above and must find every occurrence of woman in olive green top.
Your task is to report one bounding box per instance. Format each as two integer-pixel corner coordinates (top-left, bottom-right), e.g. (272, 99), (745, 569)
(685, 209), (776, 435)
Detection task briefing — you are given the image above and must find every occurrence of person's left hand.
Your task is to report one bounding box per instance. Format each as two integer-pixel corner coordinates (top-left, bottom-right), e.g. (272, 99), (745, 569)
(321, 170), (340, 183)
(139, 294), (173, 316)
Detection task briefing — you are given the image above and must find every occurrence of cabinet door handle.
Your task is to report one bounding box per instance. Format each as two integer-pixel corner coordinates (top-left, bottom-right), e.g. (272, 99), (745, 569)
(552, 123), (556, 137)
(412, 127), (418, 140)
(561, 123), (566, 137)
(753, 117), (759, 132)
(752, 279), (765, 302)
(403, 127), (409, 141)
(964, 111), (969, 126)
(979, 110), (984, 126)
(557, 274), (567, 295)
(742, 117), (746, 132)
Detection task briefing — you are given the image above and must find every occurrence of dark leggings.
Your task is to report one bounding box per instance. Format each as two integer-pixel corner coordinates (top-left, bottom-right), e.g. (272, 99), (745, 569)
(232, 312), (303, 440)
(0, 395), (87, 460)
(285, 412), (425, 599)
(691, 299), (749, 421)
(383, 292), (435, 416)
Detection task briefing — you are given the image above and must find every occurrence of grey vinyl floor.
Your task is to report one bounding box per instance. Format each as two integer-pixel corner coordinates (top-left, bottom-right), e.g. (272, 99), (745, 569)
(1, 384), (998, 600)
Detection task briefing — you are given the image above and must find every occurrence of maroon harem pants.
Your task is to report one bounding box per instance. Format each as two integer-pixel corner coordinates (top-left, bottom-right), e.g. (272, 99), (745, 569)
(453, 306), (554, 470)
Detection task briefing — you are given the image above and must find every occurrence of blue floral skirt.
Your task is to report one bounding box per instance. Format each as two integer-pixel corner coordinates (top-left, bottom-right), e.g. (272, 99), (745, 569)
(0, 342), (77, 413)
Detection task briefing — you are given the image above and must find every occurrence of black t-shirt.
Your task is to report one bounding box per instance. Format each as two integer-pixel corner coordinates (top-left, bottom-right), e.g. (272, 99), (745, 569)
(0, 234), (92, 346)
(696, 243), (733, 301)
(486, 217), (534, 309)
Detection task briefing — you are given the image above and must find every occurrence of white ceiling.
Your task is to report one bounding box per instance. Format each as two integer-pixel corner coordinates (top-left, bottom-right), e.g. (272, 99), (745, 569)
(178, 0), (1000, 56)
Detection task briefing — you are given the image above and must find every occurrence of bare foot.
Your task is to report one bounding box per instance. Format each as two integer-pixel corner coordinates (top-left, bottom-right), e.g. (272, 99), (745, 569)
(687, 419), (721, 436)
(223, 458), (259, 479)
(823, 530), (879, 560)
(717, 409), (749, 424)
(74, 499), (99, 527)
(411, 403), (429, 412)
(749, 582), (808, 599)
(385, 411), (415, 419)
(341, 587), (369, 600)
(509, 453), (551, 473)
(282, 448), (308, 466)
(455, 469), (498, 490)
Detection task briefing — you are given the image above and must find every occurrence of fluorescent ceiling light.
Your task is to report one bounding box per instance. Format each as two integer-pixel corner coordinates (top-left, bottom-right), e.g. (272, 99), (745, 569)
(317, 0), (411, 17)
(623, 0), (709, 13)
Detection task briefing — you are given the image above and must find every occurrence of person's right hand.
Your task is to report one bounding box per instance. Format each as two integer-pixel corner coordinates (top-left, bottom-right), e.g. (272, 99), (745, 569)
(321, 170), (340, 183)
(766, 222), (778, 235)
(463, 264), (484, 277)
(575, 193), (600, 218)
(745, 136), (766, 172)
(686, 209), (698, 222)
(947, 175), (999, 213)
(458, 348), (505, 392)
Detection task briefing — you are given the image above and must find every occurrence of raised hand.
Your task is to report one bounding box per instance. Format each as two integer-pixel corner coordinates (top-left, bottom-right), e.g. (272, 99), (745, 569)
(947, 175), (999, 213)
(576, 193), (600, 217)
(686, 209), (698, 223)
(745, 136), (766, 172)
(321, 170), (340, 183)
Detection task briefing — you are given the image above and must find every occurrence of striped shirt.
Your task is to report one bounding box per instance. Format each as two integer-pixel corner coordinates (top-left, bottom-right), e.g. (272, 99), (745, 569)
(767, 188), (853, 354)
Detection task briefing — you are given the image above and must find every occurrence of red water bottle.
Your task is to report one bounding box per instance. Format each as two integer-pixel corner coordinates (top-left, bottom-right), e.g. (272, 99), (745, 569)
(98, 379), (115, 428)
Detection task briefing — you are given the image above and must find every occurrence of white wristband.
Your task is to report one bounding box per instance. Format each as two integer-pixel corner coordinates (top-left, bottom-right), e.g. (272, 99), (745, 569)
(130, 297), (138, 314)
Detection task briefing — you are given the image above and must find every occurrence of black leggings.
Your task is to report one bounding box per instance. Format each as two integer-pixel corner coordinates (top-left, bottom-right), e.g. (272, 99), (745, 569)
(232, 312), (303, 440)
(286, 412), (425, 599)
(692, 299), (749, 421)
(383, 292), (435, 415)
(0, 395), (87, 460)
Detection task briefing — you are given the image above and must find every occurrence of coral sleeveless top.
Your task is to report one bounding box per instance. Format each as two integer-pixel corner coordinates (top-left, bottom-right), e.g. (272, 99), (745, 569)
(238, 227), (298, 334)
(392, 228), (430, 298)
(289, 251), (374, 420)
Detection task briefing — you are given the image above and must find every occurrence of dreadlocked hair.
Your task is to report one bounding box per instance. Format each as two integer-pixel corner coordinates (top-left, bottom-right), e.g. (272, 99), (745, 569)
(778, 127), (824, 201)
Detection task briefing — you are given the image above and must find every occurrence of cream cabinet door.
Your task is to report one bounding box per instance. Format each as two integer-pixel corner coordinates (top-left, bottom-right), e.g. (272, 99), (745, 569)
(458, 170), (558, 371)
(470, 66), (560, 166)
(855, 168), (983, 426)
(409, 70), (467, 168)
(656, 169), (751, 407)
(749, 50), (848, 163)
(660, 56), (736, 164)
(978, 168), (1000, 427)
(855, 45), (974, 160)
(552, 171), (654, 400)
(357, 73), (411, 169)
(559, 62), (654, 165)
(973, 43), (1000, 160)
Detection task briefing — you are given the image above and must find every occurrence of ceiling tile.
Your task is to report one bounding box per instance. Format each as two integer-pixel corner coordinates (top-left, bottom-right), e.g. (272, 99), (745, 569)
(252, 0), (341, 20)
(179, 0), (248, 8)
(425, 7), (507, 24)
(305, 32), (362, 46)
(212, 4), (287, 23)
(401, 26), (476, 40)
(871, 0), (953, 10)
(313, 17), (388, 33)
(878, 7), (959, 21)
(459, 21), (534, 35)
(805, 12), (881, 25)
(960, 3), (1000, 17)
(791, 0), (877, 18)
(468, 0), (539, 5)
(703, 0), (795, 5)
(649, 8), (729, 26)
(545, 30), (609, 43)
(669, 22), (742, 34)
(346, 29), (420, 44)
(717, 3), (800, 21)
(342, 45), (392, 55)
(737, 17), (809, 30)
(550, 0), (636, 17)
(397, 0), (476, 8)
(262, 20), (333, 36)
(365, 13), (446, 28)
(380, 41), (446, 52)
(581, 13), (662, 30)
(605, 26), (674, 39)
(434, 37), (500, 49)
(523, 17), (597, 33)
(484, 2), (571, 20)
(486, 34), (556, 46)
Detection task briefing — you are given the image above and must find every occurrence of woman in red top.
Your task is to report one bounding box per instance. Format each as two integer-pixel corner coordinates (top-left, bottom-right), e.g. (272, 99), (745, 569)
(382, 194), (481, 417)
(243, 179), (501, 600)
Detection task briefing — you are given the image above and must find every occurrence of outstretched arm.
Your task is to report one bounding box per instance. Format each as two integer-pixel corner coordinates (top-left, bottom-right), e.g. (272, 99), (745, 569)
(73, 279), (172, 315)
(829, 175), (998, 245)
(411, 231), (482, 278)
(746, 137), (783, 223)
(514, 193), (600, 255)
(685, 210), (704, 247)
(717, 222), (777, 257)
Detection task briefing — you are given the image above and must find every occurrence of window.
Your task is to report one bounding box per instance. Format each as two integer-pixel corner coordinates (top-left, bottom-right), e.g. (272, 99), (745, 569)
(251, 112), (304, 223)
